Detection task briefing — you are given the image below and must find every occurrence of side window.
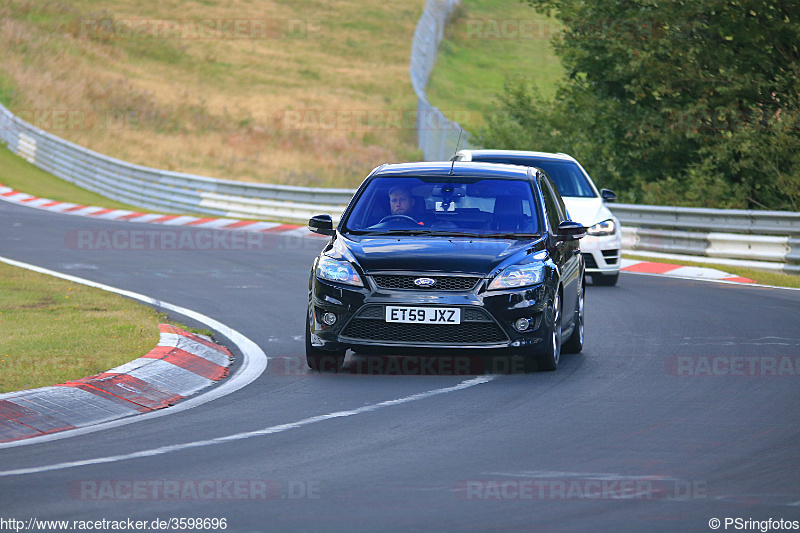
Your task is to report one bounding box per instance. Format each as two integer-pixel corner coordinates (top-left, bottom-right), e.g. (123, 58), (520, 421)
(541, 176), (566, 233)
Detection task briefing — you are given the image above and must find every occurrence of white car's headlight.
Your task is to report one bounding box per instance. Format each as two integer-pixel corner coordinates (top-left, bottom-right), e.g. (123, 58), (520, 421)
(316, 256), (364, 287)
(488, 263), (544, 290)
(587, 219), (616, 236)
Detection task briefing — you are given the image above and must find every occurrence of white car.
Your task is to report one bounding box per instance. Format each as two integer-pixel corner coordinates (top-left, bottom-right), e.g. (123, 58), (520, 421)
(455, 150), (621, 285)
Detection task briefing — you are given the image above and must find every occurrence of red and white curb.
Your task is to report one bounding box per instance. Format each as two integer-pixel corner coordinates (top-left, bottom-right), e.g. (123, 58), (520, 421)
(620, 258), (755, 283)
(0, 183), (315, 237)
(0, 324), (232, 443)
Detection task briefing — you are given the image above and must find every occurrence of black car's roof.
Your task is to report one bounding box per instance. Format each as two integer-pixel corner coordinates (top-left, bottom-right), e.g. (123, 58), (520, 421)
(370, 161), (538, 180)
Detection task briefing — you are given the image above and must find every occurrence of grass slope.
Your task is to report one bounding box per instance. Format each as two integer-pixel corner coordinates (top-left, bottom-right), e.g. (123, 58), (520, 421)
(425, 0), (563, 132)
(0, 0), (426, 188)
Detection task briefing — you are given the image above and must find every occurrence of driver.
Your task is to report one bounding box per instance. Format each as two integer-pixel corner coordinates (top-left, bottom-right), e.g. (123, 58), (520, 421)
(388, 186), (415, 216)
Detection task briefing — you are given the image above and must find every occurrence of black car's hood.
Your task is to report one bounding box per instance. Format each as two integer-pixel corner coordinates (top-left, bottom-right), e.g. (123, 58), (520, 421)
(336, 235), (544, 276)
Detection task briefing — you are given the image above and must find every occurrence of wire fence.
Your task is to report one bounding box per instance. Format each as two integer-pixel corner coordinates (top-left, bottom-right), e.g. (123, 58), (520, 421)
(410, 0), (476, 161)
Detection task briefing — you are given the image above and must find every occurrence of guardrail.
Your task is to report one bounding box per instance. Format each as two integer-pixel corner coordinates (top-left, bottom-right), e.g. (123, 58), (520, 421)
(612, 205), (800, 274)
(610, 204), (800, 236)
(2, 99), (799, 273)
(0, 103), (355, 223)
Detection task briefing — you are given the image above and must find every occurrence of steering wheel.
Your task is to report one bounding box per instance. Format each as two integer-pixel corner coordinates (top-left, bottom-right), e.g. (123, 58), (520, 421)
(379, 215), (418, 224)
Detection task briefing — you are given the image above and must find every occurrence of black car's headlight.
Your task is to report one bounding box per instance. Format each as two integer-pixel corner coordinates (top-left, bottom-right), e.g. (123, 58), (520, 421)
(316, 256), (364, 287)
(587, 219), (616, 237)
(488, 262), (544, 291)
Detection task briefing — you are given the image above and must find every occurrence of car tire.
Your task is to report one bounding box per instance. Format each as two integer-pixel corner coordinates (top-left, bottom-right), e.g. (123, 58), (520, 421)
(562, 277), (584, 354)
(305, 306), (345, 372)
(535, 289), (562, 371)
(592, 272), (619, 286)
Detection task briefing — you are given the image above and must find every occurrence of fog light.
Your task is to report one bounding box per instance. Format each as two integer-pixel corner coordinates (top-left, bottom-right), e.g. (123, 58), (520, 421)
(322, 312), (337, 326)
(514, 318), (530, 331)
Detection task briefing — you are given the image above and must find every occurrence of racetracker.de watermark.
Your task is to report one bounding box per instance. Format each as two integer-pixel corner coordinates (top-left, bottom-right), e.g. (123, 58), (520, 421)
(2, 109), (141, 132)
(279, 109), (480, 131)
(665, 356), (800, 377)
(455, 478), (706, 501)
(462, 18), (660, 41)
(65, 229), (270, 251)
(68, 479), (320, 500)
(272, 355), (535, 376)
(77, 18), (321, 40)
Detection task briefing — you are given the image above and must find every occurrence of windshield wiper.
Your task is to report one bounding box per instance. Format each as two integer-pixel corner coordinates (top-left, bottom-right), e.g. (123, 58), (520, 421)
(348, 229), (484, 237)
(348, 229), (429, 236)
(476, 233), (541, 239)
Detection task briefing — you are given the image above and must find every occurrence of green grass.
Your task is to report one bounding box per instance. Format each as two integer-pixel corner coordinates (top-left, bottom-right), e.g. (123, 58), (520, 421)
(0, 71), (17, 107)
(426, 0), (564, 132)
(0, 261), (164, 393)
(624, 254), (800, 289)
(0, 261), (216, 393)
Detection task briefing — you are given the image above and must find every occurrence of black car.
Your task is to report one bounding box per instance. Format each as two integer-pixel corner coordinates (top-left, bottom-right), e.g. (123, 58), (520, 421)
(306, 161), (585, 372)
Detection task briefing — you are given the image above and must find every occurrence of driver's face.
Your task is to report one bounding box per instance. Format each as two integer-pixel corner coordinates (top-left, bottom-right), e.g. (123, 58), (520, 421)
(389, 191), (413, 215)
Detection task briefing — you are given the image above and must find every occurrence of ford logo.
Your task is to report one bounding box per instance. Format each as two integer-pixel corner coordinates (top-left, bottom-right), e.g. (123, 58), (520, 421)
(414, 277), (436, 287)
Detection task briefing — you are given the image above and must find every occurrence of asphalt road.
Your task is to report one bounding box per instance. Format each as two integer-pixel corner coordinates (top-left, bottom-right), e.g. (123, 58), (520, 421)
(1, 200), (799, 533)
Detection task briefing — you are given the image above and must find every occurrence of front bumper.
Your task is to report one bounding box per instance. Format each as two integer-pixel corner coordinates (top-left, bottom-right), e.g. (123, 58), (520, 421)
(309, 273), (554, 353)
(579, 233), (621, 275)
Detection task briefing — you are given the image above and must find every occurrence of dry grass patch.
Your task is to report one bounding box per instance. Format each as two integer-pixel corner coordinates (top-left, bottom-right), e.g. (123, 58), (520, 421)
(1, 0), (425, 188)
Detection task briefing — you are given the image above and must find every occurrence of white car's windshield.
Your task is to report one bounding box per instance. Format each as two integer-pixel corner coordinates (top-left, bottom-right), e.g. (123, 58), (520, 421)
(469, 157), (595, 198)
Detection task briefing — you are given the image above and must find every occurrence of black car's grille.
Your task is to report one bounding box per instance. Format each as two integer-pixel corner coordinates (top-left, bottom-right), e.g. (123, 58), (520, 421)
(371, 275), (479, 291)
(341, 305), (507, 345)
(355, 306), (386, 319)
(462, 308), (494, 322)
(582, 253), (598, 269)
(342, 321), (507, 345)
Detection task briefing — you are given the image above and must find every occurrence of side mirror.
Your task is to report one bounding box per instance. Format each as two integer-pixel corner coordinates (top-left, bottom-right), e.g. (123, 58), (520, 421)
(600, 189), (617, 202)
(556, 220), (585, 240)
(309, 214), (335, 236)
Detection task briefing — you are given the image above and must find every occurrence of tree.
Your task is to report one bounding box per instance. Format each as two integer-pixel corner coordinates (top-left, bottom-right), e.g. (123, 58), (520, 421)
(478, 0), (800, 210)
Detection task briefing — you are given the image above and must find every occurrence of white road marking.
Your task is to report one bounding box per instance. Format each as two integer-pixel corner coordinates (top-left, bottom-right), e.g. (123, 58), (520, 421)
(0, 376), (495, 477)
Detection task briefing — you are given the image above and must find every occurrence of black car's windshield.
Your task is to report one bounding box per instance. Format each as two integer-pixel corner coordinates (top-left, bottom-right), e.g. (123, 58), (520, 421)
(343, 176), (542, 237)
(469, 157), (595, 198)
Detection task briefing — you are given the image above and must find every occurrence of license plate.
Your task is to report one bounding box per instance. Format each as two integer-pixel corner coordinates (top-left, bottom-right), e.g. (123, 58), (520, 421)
(385, 306), (461, 324)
